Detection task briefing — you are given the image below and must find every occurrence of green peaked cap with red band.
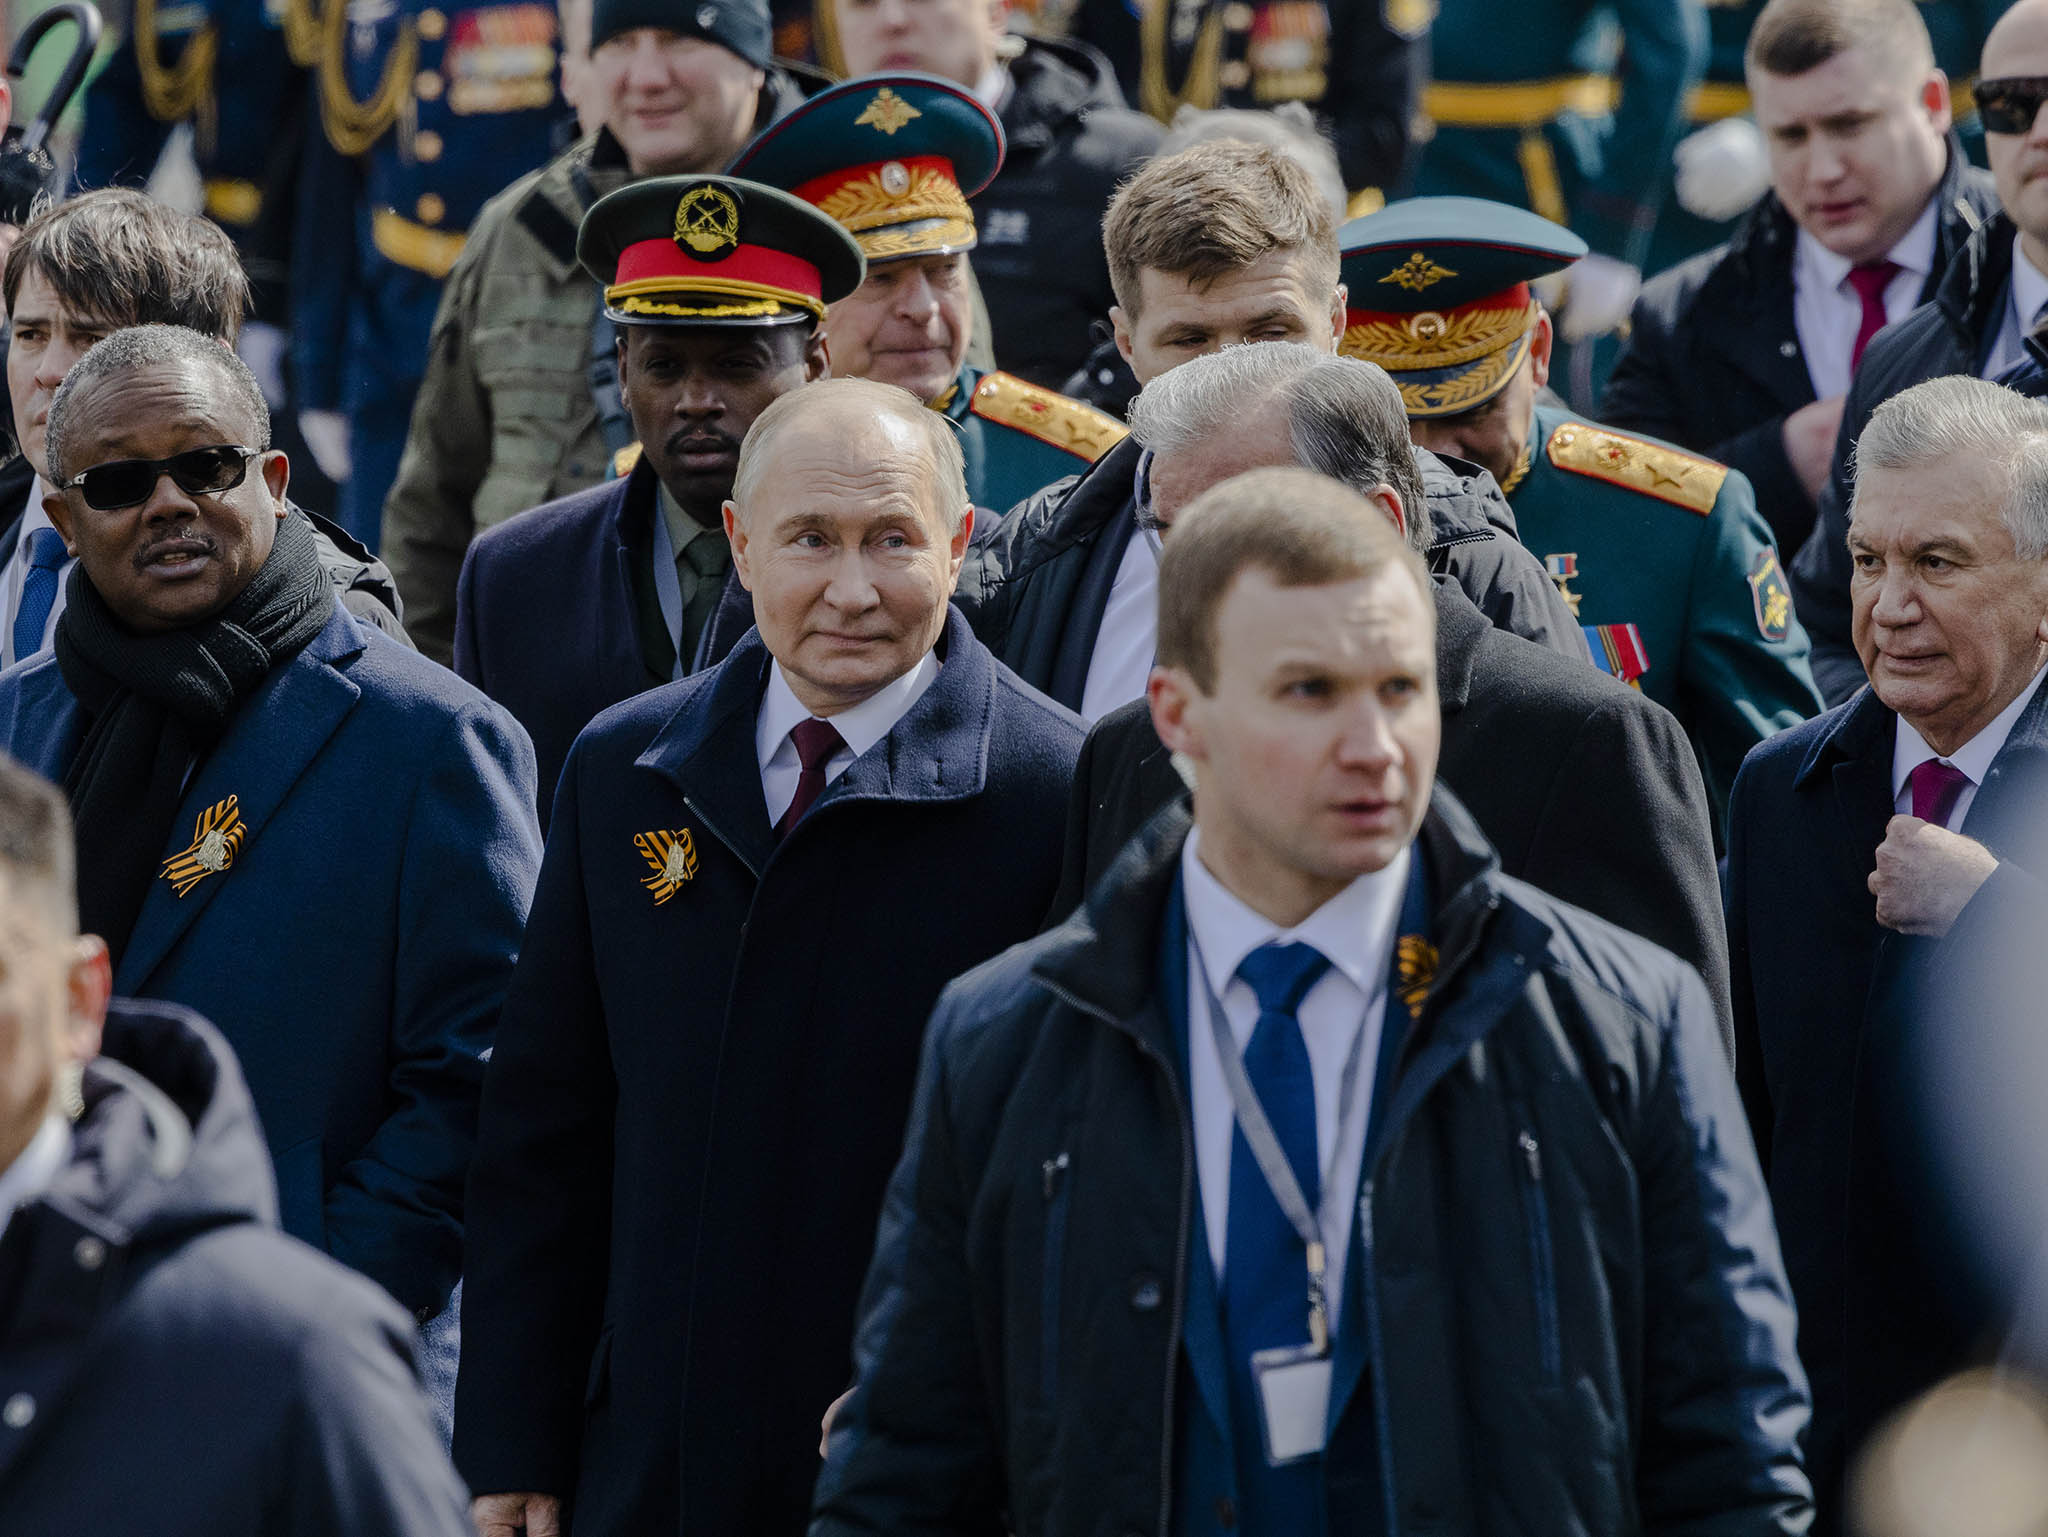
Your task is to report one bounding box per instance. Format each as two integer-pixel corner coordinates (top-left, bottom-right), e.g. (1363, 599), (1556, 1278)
(577, 173), (866, 328)
(1338, 196), (1587, 419)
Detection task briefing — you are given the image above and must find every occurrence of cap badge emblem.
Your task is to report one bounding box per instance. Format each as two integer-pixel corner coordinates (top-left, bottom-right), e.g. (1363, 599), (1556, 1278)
(635, 828), (699, 904)
(1407, 311), (1447, 342)
(674, 184), (741, 258)
(696, 2), (717, 25)
(162, 794), (245, 896)
(880, 161), (912, 195)
(856, 87), (922, 135)
(1380, 251), (1456, 292)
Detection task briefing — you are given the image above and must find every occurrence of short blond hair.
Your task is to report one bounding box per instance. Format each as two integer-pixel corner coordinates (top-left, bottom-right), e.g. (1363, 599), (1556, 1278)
(1102, 140), (1339, 318)
(1157, 467), (1431, 692)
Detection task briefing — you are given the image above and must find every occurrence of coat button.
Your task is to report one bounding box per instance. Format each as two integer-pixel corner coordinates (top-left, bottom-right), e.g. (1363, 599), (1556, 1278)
(1215, 1494), (1238, 1527)
(1129, 1273), (1162, 1311)
(417, 7), (447, 39)
(1780, 339), (1798, 357)
(416, 193), (447, 226)
(72, 1236), (104, 1271)
(415, 130), (444, 162)
(2, 1393), (33, 1428)
(415, 68), (444, 101)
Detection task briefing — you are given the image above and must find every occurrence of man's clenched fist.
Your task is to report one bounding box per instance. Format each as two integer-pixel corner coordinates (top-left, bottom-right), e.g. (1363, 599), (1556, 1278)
(1869, 815), (2000, 937)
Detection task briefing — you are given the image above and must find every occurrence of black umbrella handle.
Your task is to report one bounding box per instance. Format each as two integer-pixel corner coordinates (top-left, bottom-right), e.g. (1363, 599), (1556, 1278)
(9, 3), (105, 154)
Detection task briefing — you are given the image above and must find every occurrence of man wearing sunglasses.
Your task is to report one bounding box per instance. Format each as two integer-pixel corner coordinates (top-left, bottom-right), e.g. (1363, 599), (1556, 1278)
(0, 323), (543, 1437)
(1791, 0), (2048, 705)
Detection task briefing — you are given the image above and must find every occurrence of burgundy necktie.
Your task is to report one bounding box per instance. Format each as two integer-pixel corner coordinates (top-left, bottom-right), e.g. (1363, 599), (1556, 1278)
(1908, 757), (1971, 829)
(1848, 260), (1902, 372)
(774, 717), (846, 838)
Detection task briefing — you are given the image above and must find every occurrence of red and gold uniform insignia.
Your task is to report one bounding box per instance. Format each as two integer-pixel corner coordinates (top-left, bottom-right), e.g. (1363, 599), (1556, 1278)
(1546, 423), (1727, 516)
(969, 372), (1129, 462)
(635, 828), (698, 904)
(161, 795), (246, 897)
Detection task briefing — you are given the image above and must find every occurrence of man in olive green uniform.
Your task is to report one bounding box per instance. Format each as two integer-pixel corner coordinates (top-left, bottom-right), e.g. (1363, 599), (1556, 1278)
(1341, 197), (1823, 825)
(731, 73), (1129, 510)
(381, 0), (806, 663)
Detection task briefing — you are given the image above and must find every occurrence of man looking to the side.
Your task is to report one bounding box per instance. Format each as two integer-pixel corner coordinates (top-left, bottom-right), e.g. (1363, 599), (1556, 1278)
(814, 466), (1810, 1537)
(0, 755), (471, 1534)
(457, 378), (1081, 1537)
(454, 174), (862, 828)
(1603, 0), (1997, 560)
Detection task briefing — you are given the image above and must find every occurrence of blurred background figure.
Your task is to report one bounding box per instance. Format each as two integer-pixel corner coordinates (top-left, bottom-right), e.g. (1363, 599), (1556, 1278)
(1851, 1371), (2048, 1537)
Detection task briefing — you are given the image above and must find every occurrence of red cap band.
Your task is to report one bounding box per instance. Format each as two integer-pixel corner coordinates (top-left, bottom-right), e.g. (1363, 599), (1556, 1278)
(613, 238), (825, 303)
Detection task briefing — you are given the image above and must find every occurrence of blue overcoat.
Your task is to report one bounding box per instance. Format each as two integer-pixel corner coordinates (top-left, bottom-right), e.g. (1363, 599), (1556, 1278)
(454, 608), (1082, 1535)
(0, 605), (541, 1323)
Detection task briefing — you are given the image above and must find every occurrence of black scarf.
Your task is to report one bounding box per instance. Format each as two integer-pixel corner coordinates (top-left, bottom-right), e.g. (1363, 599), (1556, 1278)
(56, 511), (335, 969)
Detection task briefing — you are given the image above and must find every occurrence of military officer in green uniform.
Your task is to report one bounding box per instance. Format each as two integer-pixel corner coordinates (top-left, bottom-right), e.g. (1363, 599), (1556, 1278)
(732, 73), (1128, 511)
(1340, 196), (1824, 827)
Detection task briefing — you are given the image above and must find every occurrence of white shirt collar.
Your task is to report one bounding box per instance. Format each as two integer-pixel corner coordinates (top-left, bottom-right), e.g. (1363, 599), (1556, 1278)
(1181, 826), (1410, 1015)
(1796, 194), (1941, 298)
(754, 650), (942, 773)
(0, 1116), (69, 1247)
(2013, 232), (2048, 340)
(1890, 660), (2048, 802)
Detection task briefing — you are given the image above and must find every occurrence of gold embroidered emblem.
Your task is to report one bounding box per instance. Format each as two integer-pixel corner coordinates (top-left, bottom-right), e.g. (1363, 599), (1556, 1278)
(161, 795), (246, 897)
(674, 184), (740, 256)
(968, 371), (1130, 462)
(1396, 934), (1438, 1021)
(634, 828), (699, 904)
(1380, 251), (1457, 293)
(1545, 422), (1727, 516)
(856, 86), (921, 135)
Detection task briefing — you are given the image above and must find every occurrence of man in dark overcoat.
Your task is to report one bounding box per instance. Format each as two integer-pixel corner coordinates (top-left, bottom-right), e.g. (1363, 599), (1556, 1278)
(1049, 341), (1731, 1036)
(1727, 375), (2048, 1533)
(0, 326), (541, 1422)
(454, 174), (861, 828)
(456, 377), (1084, 1537)
(0, 755), (471, 1535)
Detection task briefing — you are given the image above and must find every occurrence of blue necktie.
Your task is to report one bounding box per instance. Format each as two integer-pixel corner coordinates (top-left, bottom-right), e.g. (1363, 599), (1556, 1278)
(11, 528), (66, 664)
(1223, 940), (1331, 1532)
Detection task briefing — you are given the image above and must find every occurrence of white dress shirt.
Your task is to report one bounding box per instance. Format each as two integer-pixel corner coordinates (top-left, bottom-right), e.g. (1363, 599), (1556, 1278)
(1983, 233), (2048, 380)
(1080, 456), (1164, 723)
(1, 480), (66, 670)
(1792, 198), (1937, 401)
(1890, 662), (2048, 827)
(755, 652), (941, 826)
(0, 1116), (69, 1248)
(1182, 828), (1410, 1330)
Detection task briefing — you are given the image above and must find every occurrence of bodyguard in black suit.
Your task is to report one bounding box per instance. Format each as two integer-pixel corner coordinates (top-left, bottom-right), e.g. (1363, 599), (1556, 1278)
(453, 173), (862, 827)
(1726, 376), (2048, 1532)
(456, 380), (1083, 1537)
(1603, 0), (1995, 559)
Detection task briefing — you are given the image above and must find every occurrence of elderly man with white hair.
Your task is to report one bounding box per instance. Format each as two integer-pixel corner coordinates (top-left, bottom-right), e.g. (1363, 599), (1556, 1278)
(1054, 339), (1732, 1042)
(454, 377), (1082, 1537)
(1727, 373), (2048, 1535)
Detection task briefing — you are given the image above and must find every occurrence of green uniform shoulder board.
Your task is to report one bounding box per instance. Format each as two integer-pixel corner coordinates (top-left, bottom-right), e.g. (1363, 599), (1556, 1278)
(1545, 421), (1726, 517)
(969, 371), (1129, 463)
(612, 442), (643, 478)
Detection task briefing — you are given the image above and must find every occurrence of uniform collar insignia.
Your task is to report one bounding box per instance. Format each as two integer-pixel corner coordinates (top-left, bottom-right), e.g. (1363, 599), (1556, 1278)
(161, 795), (245, 897)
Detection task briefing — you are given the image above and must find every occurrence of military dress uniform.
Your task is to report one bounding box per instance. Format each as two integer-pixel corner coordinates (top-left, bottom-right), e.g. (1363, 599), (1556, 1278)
(294, 0), (563, 547)
(731, 73), (1127, 512)
(1340, 196), (1823, 826)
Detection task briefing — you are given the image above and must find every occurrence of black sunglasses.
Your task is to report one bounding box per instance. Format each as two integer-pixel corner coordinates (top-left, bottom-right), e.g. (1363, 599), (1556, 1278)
(62, 444), (259, 512)
(1975, 76), (2048, 135)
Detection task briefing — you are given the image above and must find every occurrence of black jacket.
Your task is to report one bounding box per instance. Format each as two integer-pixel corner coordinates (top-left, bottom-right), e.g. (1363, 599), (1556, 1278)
(1726, 679), (2048, 1533)
(1051, 578), (1731, 1044)
(0, 1000), (469, 1534)
(955, 436), (1584, 711)
(973, 39), (1163, 390)
(456, 612), (1083, 1535)
(1792, 211), (2017, 706)
(1602, 145), (1996, 558)
(813, 793), (1811, 1537)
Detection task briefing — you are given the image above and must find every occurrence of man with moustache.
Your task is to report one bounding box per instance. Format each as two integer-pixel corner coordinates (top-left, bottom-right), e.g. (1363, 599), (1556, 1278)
(456, 379), (1082, 1537)
(454, 174), (862, 827)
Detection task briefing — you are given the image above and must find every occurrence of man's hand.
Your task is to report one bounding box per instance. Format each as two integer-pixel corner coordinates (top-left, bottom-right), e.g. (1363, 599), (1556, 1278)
(1673, 117), (1772, 222)
(820, 1384), (856, 1457)
(472, 1492), (562, 1537)
(1557, 253), (1642, 343)
(1869, 815), (2000, 937)
(1782, 395), (1846, 502)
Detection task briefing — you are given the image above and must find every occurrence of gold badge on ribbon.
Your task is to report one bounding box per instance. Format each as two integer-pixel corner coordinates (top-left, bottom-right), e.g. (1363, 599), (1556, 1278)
(635, 829), (698, 904)
(161, 795), (246, 897)
(1396, 934), (1438, 1021)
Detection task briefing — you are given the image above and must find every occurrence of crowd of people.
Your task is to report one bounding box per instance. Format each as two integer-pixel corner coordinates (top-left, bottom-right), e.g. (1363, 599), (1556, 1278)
(0, 0), (2045, 1531)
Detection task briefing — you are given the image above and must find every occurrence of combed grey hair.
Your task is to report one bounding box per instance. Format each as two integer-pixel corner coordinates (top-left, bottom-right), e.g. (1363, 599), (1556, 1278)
(731, 376), (970, 532)
(1157, 104), (1349, 223)
(46, 323), (270, 486)
(1851, 375), (2048, 559)
(1126, 341), (1433, 552)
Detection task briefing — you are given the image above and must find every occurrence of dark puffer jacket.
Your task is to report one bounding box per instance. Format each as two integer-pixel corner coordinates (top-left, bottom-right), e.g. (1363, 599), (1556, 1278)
(814, 793), (1812, 1537)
